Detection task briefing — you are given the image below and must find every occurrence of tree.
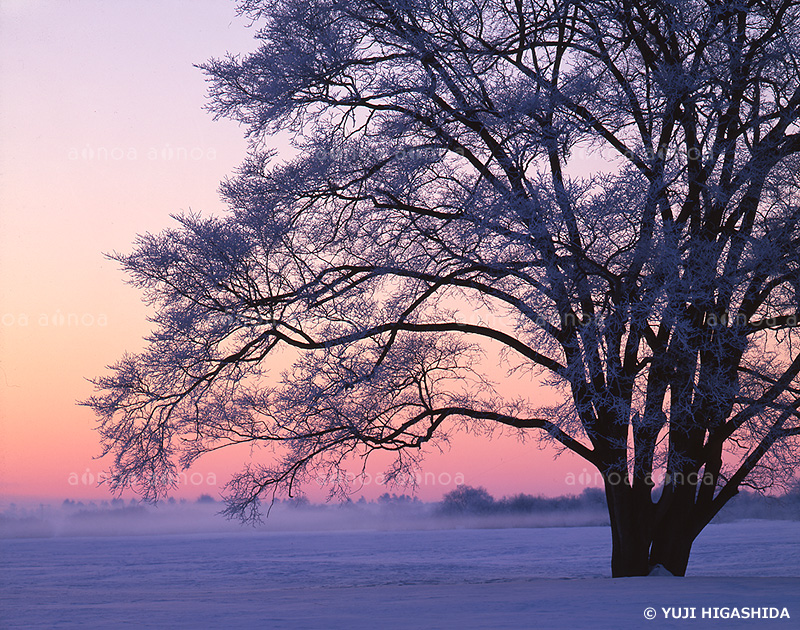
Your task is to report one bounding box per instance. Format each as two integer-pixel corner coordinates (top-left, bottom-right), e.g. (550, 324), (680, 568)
(84, 0), (800, 577)
(439, 485), (496, 514)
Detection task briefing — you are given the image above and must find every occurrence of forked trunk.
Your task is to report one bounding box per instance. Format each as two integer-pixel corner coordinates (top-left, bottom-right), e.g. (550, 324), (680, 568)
(605, 481), (706, 577)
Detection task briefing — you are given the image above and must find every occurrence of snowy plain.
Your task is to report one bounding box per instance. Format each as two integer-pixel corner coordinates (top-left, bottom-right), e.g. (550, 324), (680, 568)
(1, 507), (798, 629)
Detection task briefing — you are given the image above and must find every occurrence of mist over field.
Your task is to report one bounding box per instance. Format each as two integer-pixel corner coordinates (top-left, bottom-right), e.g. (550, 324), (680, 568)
(3, 485), (798, 539)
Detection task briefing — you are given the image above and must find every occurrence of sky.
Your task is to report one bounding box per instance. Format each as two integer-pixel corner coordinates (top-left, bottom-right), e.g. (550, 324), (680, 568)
(0, 0), (594, 506)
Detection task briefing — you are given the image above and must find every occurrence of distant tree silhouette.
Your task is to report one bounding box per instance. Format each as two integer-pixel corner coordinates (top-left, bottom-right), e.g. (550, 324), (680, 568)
(439, 485), (496, 514)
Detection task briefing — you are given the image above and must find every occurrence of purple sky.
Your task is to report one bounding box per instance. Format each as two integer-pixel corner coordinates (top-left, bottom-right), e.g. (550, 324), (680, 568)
(0, 0), (592, 505)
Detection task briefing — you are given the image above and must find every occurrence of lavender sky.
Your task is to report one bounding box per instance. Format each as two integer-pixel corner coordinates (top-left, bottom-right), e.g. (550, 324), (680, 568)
(0, 0), (592, 505)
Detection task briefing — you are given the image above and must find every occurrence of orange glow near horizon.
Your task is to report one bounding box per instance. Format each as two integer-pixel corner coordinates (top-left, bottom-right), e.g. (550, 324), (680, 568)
(0, 1), (596, 509)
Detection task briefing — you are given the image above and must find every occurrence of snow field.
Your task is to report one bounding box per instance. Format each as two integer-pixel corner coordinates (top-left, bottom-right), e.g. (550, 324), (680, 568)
(1, 520), (798, 629)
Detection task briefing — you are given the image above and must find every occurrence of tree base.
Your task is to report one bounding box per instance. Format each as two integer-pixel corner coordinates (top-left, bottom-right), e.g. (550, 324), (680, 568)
(647, 564), (675, 576)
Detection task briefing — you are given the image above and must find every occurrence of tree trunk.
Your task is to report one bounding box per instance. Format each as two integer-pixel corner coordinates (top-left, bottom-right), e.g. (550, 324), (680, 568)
(605, 481), (701, 577)
(649, 523), (694, 577)
(605, 481), (651, 577)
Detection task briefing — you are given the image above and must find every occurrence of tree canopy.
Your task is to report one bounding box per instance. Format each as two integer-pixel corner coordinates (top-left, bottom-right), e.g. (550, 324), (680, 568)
(86, 0), (800, 576)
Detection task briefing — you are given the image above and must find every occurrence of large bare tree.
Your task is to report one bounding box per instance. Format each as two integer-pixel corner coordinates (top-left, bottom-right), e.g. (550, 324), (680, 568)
(85, 0), (800, 576)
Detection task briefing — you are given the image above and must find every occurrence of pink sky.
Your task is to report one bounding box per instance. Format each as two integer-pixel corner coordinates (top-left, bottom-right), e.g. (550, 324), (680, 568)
(0, 1), (593, 506)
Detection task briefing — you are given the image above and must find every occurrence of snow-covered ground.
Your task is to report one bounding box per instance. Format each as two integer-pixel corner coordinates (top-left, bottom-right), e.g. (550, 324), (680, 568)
(1, 515), (798, 629)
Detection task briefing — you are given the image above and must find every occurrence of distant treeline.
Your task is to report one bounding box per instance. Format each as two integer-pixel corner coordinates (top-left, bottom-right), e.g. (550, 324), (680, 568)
(8, 482), (799, 522)
(436, 486), (607, 515)
(434, 484), (800, 522)
(710, 486), (800, 522)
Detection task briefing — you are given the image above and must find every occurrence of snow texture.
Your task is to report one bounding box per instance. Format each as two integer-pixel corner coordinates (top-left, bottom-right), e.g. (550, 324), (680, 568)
(1, 519), (798, 628)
